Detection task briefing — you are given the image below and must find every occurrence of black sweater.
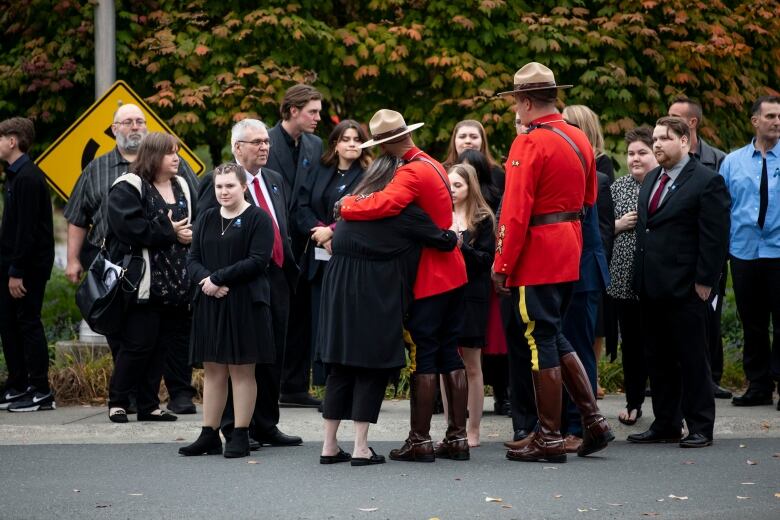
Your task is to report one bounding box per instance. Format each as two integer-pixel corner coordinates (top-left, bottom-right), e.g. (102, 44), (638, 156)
(0, 155), (54, 279)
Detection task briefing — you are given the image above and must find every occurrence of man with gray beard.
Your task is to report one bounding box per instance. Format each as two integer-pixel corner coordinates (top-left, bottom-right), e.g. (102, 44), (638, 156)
(64, 103), (199, 415)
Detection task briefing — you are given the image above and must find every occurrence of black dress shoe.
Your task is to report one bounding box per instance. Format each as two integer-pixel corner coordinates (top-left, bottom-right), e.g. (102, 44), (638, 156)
(679, 433), (712, 448)
(712, 384), (733, 400)
(279, 392), (322, 408)
(513, 429), (531, 441)
(249, 437), (261, 451)
(627, 429), (681, 444)
(167, 395), (197, 414)
(732, 389), (773, 407)
(256, 427), (303, 446)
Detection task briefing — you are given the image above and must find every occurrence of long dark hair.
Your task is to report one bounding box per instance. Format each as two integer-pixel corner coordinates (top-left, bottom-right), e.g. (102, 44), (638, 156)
(130, 132), (180, 183)
(457, 148), (500, 209)
(321, 119), (373, 170)
(352, 155), (400, 196)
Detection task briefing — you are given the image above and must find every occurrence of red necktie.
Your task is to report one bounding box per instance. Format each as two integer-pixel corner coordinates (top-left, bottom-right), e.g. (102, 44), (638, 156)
(252, 177), (284, 268)
(648, 172), (670, 215)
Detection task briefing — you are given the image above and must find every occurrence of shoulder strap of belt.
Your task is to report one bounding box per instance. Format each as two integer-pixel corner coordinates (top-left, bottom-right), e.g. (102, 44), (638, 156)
(411, 156), (454, 210)
(530, 123), (587, 175)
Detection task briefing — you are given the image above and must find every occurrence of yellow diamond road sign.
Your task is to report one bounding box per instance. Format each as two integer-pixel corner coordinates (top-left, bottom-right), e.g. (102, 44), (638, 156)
(37, 80), (205, 199)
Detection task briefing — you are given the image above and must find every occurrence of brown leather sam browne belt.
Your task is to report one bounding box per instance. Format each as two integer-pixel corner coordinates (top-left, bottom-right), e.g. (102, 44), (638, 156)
(529, 210), (584, 226)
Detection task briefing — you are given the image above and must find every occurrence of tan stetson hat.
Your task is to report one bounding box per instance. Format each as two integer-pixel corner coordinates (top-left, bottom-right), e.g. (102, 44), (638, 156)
(359, 109), (425, 148)
(496, 62), (573, 96)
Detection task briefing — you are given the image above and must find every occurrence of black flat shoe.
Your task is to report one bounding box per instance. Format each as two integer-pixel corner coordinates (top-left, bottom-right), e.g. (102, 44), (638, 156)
(279, 392), (321, 408)
(627, 429), (681, 444)
(618, 408), (642, 426)
(320, 447), (351, 464)
(712, 384), (733, 400)
(679, 433), (712, 448)
(108, 408), (128, 424)
(138, 409), (178, 422)
(732, 390), (773, 407)
(351, 447), (386, 466)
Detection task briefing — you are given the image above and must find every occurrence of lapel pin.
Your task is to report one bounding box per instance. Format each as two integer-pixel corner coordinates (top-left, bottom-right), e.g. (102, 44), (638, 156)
(338, 184), (346, 192)
(272, 184), (278, 193)
(303, 158), (310, 167)
(511, 160), (520, 167)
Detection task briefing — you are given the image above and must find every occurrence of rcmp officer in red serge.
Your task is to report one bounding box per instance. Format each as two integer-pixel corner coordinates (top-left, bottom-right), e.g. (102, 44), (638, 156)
(492, 62), (614, 463)
(337, 109), (470, 462)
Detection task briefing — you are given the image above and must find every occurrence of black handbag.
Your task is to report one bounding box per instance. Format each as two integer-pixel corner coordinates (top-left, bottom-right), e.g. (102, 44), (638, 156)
(75, 245), (144, 336)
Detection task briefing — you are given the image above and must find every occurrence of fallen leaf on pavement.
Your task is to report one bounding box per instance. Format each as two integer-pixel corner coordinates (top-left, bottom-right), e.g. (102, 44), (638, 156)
(774, 493), (780, 498)
(485, 497), (503, 503)
(502, 505), (513, 509)
(577, 508), (588, 512)
(174, 437), (185, 441)
(128, 493), (143, 496)
(73, 490), (80, 493)
(668, 495), (688, 500)
(682, 460), (695, 465)
(760, 421), (770, 429)
(554, 495), (563, 499)
(741, 482), (755, 485)
(544, 466), (559, 470)
(746, 460), (758, 465)
(358, 508), (378, 512)
(95, 504), (111, 509)
(642, 513), (660, 517)
(607, 503), (623, 506)
(656, 499), (664, 502)
(772, 453), (780, 458)
(247, 460), (259, 464)
(736, 496), (751, 500)
(739, 444), (746, 448)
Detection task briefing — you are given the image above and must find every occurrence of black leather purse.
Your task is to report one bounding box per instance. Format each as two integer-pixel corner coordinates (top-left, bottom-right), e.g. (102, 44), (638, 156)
(75, 245), (144, 335)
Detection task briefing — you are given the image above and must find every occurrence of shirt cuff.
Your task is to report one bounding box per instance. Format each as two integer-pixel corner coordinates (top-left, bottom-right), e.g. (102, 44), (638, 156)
(8, 265), (24, 278)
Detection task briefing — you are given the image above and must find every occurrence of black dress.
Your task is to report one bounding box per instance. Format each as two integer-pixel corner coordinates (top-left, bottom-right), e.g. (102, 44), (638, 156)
(317, 205), (457, 369)
(187, 206), (275, 365)
(459, 217), (496, 347)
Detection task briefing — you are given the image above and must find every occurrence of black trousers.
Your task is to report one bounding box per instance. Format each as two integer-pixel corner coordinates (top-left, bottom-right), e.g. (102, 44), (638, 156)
(640, 293), (715, 438)
(615, 298), (646, 410)
(407, 288), (465, 375)
(0, 271), (50, 392)
(502, 293), (537, 433)
(221, 265), (289, 439)
(281, 276), (313, 394)
(705, 262), (727, 384)
(322, 365), (391, 423)
(730, 256), (780, 393)
(514, 283), (575, 370)
(108, 304), (190, 413)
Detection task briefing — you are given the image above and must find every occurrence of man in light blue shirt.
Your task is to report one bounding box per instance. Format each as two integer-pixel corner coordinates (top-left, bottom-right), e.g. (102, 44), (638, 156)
(720, 95), (780, 410)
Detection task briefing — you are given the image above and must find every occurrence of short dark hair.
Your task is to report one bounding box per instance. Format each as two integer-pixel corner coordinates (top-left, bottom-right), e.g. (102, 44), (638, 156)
(516, 88), (558, 107)
(0, 117), (35, 153)
(130, 132), (180, 183)
(321, 119), (372, 169)
(280, 84), (323, 120)
(656, 116), (690, 141)
(625, 126), (654, 149)
(670, 96), (703, 122)
(751, 95), (780, 116)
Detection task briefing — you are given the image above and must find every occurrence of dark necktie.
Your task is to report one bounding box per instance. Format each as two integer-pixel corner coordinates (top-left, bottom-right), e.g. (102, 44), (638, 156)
(758, 157), (768, 229)
(648, 172), (670, 215)
(252, 177), (284, 268)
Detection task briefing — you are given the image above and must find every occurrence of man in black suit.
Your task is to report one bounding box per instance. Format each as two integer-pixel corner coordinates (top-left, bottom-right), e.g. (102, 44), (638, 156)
(628, 116), (730, 448)
(265, 84), (324, 407)
(198, 118), (302, 447)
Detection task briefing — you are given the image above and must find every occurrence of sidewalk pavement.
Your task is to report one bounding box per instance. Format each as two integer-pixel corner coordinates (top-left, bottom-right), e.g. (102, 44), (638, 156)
(0, 394), (777, 446)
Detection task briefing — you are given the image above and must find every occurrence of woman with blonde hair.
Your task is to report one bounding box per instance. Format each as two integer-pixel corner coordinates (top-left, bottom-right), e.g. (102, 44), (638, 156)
(438, 162), (495, 448)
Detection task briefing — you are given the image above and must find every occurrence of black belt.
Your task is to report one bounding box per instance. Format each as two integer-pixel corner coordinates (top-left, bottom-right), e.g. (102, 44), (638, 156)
(529, 210), (584, 226)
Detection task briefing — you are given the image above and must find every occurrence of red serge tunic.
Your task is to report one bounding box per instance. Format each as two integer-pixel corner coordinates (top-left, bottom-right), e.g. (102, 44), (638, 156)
(494, 113), (597, 287)
(339, 147), (468, 299)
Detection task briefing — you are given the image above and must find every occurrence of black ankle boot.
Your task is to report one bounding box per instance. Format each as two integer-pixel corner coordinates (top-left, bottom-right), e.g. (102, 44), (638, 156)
(178, 427), (222, 456)
(224, 427), (250, 458)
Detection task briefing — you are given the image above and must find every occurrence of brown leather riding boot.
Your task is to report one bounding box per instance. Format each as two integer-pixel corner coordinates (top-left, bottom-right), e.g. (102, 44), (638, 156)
(559, 352), (614, 457)
(506, 367), (566, 463)
(434, 369), (470, 461)
(389, 373), (436, 462)
(503, 432), (536, 450)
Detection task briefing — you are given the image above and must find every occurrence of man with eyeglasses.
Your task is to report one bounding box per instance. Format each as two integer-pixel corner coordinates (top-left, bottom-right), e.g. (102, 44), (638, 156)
(64, 103), (199, 415)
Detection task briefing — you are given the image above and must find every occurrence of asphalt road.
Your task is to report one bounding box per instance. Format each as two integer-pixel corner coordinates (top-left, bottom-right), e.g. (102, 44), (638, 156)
(1, 439), (778, 519)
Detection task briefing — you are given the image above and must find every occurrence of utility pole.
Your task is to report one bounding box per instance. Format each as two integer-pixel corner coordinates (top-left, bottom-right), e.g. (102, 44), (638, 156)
(94, 0), (116, 99)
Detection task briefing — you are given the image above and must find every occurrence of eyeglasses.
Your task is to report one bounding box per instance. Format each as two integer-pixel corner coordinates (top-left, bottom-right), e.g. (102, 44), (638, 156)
(114, 118), (147, 127)
(237, 139), (271, 147)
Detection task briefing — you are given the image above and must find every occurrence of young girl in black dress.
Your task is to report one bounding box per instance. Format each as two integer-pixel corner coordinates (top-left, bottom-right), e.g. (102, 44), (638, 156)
(443, 163), (495, 448)
(179, 163), (275, 459)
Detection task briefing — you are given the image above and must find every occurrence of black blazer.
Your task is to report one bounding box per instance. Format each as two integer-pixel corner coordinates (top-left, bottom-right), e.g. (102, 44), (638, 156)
(460, 217), (495, 339)
(197, 167), (300, 290)
(295, 161), (364, 281)
(596, 171), (615, 264)
(633, 156), (731, 300)
(265, 122), (323, 210)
